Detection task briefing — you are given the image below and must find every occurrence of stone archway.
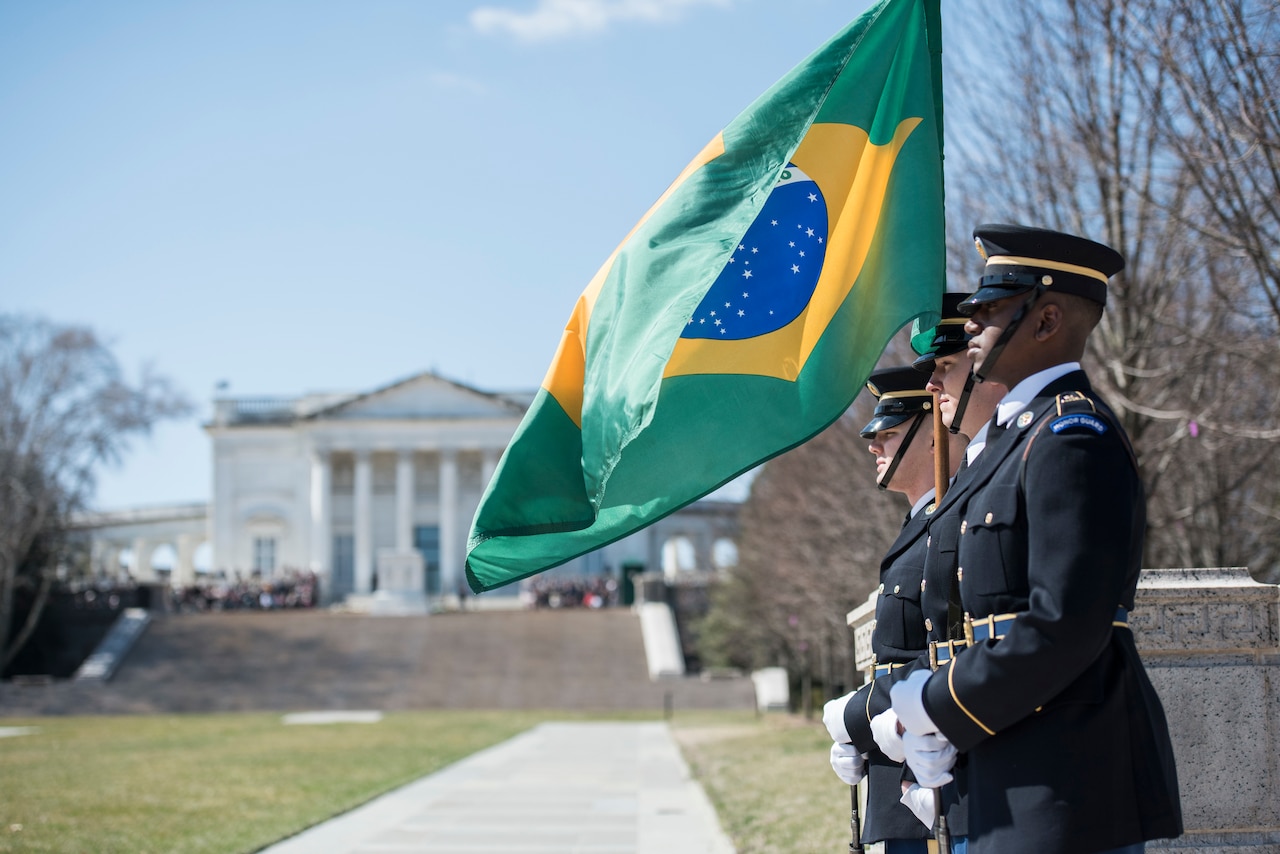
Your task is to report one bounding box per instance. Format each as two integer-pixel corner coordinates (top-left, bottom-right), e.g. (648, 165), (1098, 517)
(661, 535), (697, 580)
(70, 502), (209, 587)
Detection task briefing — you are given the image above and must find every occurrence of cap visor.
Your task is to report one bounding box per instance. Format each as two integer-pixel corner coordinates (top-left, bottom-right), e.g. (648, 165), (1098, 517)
(957, 284), (1034, 315)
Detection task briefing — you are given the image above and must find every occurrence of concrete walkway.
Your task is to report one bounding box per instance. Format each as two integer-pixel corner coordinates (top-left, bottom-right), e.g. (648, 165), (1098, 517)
(259, 721), (736, 854)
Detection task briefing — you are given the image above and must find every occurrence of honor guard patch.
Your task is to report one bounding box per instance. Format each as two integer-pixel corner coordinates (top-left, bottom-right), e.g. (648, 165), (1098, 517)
(1050, 413), (1108, 435)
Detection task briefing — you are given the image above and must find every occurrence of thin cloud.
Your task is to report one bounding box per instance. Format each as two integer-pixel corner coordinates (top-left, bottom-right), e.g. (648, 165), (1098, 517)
(427, 71), (489, 96)
(470, 0), (732, 43)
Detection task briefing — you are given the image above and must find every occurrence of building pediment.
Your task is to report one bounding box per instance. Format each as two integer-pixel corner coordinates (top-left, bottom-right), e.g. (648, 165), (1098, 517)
(310, 372), (527, 422)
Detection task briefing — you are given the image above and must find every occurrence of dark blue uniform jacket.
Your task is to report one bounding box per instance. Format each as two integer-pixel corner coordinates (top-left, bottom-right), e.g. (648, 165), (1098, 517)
(843, 501), (933, 844)
(920, 371), (1183, 854)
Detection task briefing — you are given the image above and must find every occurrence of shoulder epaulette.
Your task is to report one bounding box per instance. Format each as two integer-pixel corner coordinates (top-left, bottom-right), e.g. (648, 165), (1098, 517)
(1053, 390), (1096, 415)
(1022, 390), (1137, 471)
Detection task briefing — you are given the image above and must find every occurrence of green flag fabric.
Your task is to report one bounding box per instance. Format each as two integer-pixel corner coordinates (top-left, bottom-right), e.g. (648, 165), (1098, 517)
(467, 0), (945, 593)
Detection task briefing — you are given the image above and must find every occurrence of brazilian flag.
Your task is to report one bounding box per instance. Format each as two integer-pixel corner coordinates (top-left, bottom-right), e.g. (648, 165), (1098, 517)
(467, 0), (945, 593)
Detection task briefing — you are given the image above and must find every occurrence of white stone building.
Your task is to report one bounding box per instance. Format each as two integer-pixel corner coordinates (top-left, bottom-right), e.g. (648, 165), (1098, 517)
(204, 371), (533, 603)
(79, 371), (742, 607)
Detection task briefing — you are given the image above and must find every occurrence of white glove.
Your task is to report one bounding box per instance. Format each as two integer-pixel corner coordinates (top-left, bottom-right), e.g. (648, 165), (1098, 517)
(870, 708), (905, 763)
(899, 783), (937, 828)
(822, 690), (856, 743)
(902, 730), (956, 788)
(890, 669), (940, 735)
(828, 741), (866, 786)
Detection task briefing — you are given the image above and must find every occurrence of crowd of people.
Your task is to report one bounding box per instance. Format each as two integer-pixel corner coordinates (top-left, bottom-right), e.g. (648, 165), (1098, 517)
(63, 569), (634, 614)
(519, 575), (620, 610)
(63, 580), (139, 612)
(59, 569), (321, 614)
(167, 570), (320, 612)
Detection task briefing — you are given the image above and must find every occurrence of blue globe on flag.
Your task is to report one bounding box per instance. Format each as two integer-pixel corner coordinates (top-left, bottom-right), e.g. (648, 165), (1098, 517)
(682, 164), (828, 341)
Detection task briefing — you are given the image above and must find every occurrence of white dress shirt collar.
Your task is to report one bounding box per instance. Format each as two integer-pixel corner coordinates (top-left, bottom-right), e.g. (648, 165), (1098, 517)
(995, 362), (1081, 427)
(965, 421), (990, 466)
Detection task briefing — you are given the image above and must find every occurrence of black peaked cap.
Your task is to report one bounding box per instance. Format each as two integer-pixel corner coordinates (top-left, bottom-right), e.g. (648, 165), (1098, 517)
(959, 223), (1124, 314)
(860, 366), (932, 439)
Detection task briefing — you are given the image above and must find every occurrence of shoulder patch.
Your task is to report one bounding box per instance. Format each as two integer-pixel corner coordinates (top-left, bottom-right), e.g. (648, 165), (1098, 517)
(1050, 413), (1108, 435)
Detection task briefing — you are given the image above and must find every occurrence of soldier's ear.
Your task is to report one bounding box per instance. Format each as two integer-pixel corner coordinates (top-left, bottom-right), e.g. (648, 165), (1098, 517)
(1032, 301), (1064, 342)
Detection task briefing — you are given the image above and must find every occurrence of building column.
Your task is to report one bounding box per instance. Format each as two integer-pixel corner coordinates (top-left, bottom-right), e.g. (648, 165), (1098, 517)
(309, 449), (332, 577)
(131, 537), (155, 582)
(90, 538), (108, 577)
(104, 545), (123, 579)
(213, 454), (234, 573)
(696, 530), (713, 572)
(438, 448), (459, 596)
(396, 450), (415, 553)
(481, 448), (499, 495)
(174, 534), (196, 588)
(354, 449), (373, 594)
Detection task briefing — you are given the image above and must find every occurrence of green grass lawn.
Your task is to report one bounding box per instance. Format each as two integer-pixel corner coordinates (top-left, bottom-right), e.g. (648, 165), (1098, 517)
(671, 712), (855, 853)
(0, 710), (847, 854)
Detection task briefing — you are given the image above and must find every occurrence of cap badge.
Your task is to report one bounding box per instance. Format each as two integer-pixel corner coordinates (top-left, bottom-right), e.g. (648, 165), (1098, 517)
(1017, 411), (1035, 428)
(974, 236), (989, 260)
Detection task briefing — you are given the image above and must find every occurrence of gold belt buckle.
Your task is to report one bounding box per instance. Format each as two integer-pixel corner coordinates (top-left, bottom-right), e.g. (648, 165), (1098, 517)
(929, 638), (967, 670)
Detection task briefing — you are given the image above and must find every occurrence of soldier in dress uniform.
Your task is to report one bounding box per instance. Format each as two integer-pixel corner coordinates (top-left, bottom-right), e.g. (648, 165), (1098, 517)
(864, 292), (1010, 851)
(889, 225), (1183, 854)
(822, 365), (967, 853)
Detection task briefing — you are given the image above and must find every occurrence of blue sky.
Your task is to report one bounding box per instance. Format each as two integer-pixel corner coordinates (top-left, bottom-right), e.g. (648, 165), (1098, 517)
(1, 0), (971, 510)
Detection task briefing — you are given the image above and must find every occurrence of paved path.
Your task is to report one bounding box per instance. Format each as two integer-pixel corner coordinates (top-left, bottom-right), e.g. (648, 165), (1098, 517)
(260, 721), (736, 854)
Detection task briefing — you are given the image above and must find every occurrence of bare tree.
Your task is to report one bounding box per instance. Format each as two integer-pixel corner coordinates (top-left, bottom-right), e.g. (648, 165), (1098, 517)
(700, 0), (1280, 680)
(1133, 0), (1280, 326)
(943, 0), (1280, 581)
(0, 315), (191, 672)
(698, 393), (905, 699)
(1127, 0), (1280, 580)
